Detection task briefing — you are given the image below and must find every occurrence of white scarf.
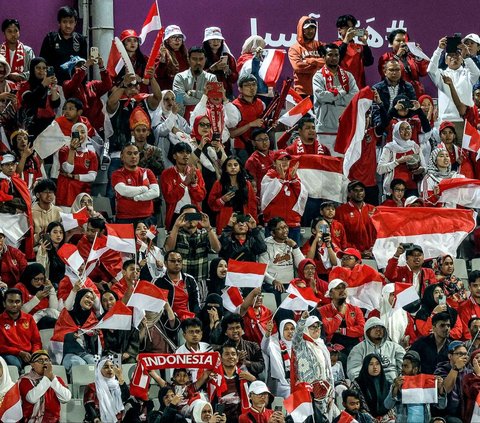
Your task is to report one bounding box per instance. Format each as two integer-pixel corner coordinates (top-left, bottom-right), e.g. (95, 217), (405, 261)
(0, 356), (13, 397)
(379, 284), (409, 344)
(95, 359), (124, 423)
(389, 121), (417, 154)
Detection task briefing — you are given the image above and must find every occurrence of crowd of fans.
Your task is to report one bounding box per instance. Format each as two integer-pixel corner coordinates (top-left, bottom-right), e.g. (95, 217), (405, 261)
(0, 5), (479, 423)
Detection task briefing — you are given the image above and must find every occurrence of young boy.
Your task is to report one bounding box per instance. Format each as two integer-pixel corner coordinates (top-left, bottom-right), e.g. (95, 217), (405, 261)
(55, 97), (95, 137)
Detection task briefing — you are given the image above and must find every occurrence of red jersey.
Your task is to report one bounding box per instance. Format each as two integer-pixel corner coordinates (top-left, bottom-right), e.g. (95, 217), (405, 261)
(348, 127), (379, 187)
(334, 40), (370, 89)
(232, 96), (265, 149)
(319, 302), (365, 342)
(245, 150), (275, 200)
(0, 311), (42, 355)
(111, 166), (157, 219)
(14, 283), (49, 315)
(459, 297), (480, 340)
(335, 201), (376, 252)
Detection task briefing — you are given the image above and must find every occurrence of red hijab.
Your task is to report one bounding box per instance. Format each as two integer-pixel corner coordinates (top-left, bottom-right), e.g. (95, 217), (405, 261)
(191, 114), (213, 142)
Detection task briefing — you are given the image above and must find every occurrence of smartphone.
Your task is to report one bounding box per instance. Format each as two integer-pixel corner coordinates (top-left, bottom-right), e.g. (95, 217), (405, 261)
(212, 132), (221, 142)
(274, 406), (283, 412)
(175, 92), (184, 104)
(43, 285), (51, 291)
(220, 55), (228, 64)
(228, 186), (238, 193)
(215, 404), (225, 414)
(400, 99), (413, 109)
(438, 295), (446, 305)
(111, 353), (122, 367)
(46, 66), (55, 77)
(90, 46), (99, 61)
(72, 131), (80, 140)
(401, 243), (413, 250)
(355, 28), (366, 37)
(185, 212), (202, 222)
(446, 36), (462, 54)
(453, 32), (462, 38)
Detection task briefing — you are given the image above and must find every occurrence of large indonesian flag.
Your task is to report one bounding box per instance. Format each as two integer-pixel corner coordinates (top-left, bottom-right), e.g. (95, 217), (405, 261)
(401, 374), (438, 404)
(294, 154), (349, 202)
(371, 207), (476, 269)
(127, 280), (168, 312)
(335, 87), (375, 176)
(139, 1), (162, 44)
(278, 96), (313, 127)
(258, 49), (286, 86)
(284, 385), (313, 421)
(106, 223), (136, 254)
(32, 120), (69, 159)
(0, 383), (22, 422)
(93, 301), (133, 331)
(57, 243), (84, 272)
(438, 177), (480, 208)
(225, 259), (267, 288)
(462, 119), (480, 153)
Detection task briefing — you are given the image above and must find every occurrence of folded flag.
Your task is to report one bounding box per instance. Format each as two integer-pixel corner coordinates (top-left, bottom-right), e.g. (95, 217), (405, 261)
(295, 154), (349, 203)
(278, 96), (313, 127)
(139, 1), (162, 44)
(0, 383), (22, 423)
(107, 37), (135, 78)
(57, 243), (84, 272)
(221, 286), (244, 313)
(284, 384), (313, 421)
(401, 374), (437, 404)
(371, 206), (476, 269)
(259, 49), (286, 86)
(438, 177), (480, 208)
(462, 119), (480, 153)
(60, 207), (90, 231)
(225, 259), (267, 288)
(394, 282), (420, 310)
(146, 225), (158, 240)
(86, 233), (109, 267)
(335, 87), (375, 176)
(106, 223), (136, 254)
(93, 301), (133, 331)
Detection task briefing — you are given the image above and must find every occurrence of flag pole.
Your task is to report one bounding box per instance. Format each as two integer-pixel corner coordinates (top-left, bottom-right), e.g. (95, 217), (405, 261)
(81, 231), (98, 283)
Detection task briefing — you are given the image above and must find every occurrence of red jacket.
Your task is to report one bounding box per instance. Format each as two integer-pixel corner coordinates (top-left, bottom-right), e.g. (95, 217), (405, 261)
(208, 180), (258, 235)
(239, 408), (274, 423)
(348, 127), (379, 187)
(231, 96), (265, 150)
(335, 201), (376, 253)
(384, 257), (436, 296)
(459, 297), (480, 340)
(0, 245), (27, 287)
(334, 40), (373, 89)
(0, 311), (41, 355)
(111, 277), (129, 300)
(14, 283), (49, 315)
(160, 166), (206, 230)
(245, 150), (275, 201)
(319, 302), (365, 342)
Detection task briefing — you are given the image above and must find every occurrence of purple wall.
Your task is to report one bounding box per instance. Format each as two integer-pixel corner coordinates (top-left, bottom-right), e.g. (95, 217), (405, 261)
(1, 0), (477, 95)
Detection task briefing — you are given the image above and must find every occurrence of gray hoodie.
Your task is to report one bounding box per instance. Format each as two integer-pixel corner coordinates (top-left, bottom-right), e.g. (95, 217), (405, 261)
(347, 317), (405, 383)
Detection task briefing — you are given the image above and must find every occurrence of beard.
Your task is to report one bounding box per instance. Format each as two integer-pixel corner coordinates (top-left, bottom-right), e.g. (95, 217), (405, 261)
(337, 297), (347, 305)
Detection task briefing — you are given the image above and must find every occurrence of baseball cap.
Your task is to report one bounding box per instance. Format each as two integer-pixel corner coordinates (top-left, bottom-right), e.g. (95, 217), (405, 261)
(303, 19), (317, 29)
(320, 200), (336, 210)
(347, 180), (366, 191)
(120, 29), (139, 42)
(463, 33), (480, 45)
(0, 154), (16, 165)
(405, 244), (423, 256)
(325, 279), (348, 297)
(273, 150), (291, 161)
(403, 350), (421, 363)
(337, 248), (362, 262)
(248, 380), (271, 395)
(448, 340), (465, 353)
(439, 121), (455, 133)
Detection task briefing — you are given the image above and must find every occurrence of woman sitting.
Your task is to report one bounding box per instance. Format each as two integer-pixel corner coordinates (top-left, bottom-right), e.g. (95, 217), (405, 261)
(36, 221), (66, 288)
(239, 287), (275, 345)
(198, 293), (225, 345)
(206, 258), (227, 296)
(191, 399), (226, 423)
(14, 263), (59, 329)
(133, 220), (165, 283)
(11, 128), (43, 191)
(149, 386), (188, 423)
(83, 358), (129, 423)
(435, 254), (468, 308)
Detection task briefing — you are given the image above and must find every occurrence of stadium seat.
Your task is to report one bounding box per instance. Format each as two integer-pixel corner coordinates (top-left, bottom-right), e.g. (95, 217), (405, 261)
(61, 399), (85, 423)
(7, 366), (19, 382)
(71, 364), (96, 399)
(39, 328), (54, 351)
(92, 195), (113, 219)
(472, 258), (480, 271)
(363, 259), (378, 271)
(123, 363), (137, 384)
(262, 292), (277, 313)
(454, 258), (468, 280)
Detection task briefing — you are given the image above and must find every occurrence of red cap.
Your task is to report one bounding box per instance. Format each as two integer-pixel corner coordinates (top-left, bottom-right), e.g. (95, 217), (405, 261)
(439, 121), (455, 133)
(327, 343), (345, 352)
(273, 150), (291, 161)
(120, 29), (139, 42)
(336, 248), (362, 262)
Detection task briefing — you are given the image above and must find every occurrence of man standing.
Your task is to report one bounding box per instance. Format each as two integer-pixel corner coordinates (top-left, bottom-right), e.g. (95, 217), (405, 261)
(0, 288), (42, 371)
(32, 179), (61, 243)
(19, 350), (71, 422)
(229, 75), (265, 162)
(335, 180), (376, 258)
(313, 44), (358, 150)
(111, 144), (159, 226)
(288, 16), (324, 97)
(173, 46), (217, 120)
(155, 250), (200, 321)
(286, 116), (331, 156)
(335, 15), (374, 89)
(459, 270), (480, 339)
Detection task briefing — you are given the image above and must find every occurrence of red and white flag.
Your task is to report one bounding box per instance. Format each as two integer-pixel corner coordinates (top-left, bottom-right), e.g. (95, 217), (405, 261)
(402, 374), (437, 404)
(32, 120), (70, 159)
(139, 1), (162, 44)
(60, 207), (90, 231)
(225, 259), (267, 288)
(295, 154), (349, 202)
(258, 49), (286, 86)
(462, 119), (480, 153)
(438, 177), (480, 208)
(57, 243), (84, 272)
(127, 280), (168, 313)
(371, 206), (476, 269)
(0, 383), (22, 423)
(284, 385), (313, 421)
(221, 286), (244, 313)
(278, 97), (313, 127)
(106, 223), (136, 254)
(394, 282), (420, 310)
(86, 234), (108, 265)
(337, 411), (359, 423)
(146, 225), (158, 240)
(94, 301), (133, 331)
(107, 37), (135, 78)
(279, 293), (311, 311)
(472, 391), (480, 422)
(335, 87), (375, 176)
(285, 284), (319, 308)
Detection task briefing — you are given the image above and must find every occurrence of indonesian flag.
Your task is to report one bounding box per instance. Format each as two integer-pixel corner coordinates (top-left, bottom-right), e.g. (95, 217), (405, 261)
(284, 385), (313, 421)
(93, 301), (133, 331)
(295, 154), (349, 202)
(60, 207), (90, 231)
(0, 384), (22, 423)
(286, 88), (304, 108)
(438, 177), (480, 208)
(279, 293), (311, 311)
(86, 234), (108, 266)
(127, 280), (168, 313)
(107, 37), (135, 78)
(278, 96), (313, 127)
(32, 120), (69, 159)
(106, 223), (136, 254)
(371, 206), (476, 269)
(146, 225), (158, 240)
(221, 286), (244, 313)
(394, 282), (420, 310)
(283, 284), (319, 308)
(335, 87), (375, 176)
(462, 119), (480, 153)
(337, 411), (359, 423)
(139, 1), (162, 44)
(225, 259), (267, 288)
(57, 243), (84, 272)
(472, 391), (480, 422)
(259, 49), (286, 86)
(401, 374), (438, 404)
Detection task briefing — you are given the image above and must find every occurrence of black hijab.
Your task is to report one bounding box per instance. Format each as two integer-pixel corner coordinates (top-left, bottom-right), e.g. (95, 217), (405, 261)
(70, 289), (95, 326)
(355, 353), (391, 417)
(206, 258), (226, 295)
(19, 263), (46, 295)
(199, 293), (224, 342)
(27, 57), (48, 89)
(415, 283), (458, 325)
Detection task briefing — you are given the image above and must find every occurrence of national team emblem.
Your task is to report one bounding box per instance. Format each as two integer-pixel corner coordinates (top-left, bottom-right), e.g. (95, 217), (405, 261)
(85, 160), (91, 169)
(127, 178), (132, 184)
(4, 324), (10, 330)
(334, 229), (341, 238)
(22, 321), (29, 329)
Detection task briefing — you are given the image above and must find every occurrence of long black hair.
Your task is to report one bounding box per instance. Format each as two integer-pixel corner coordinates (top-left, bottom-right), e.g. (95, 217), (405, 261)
(219, 156), (249, 212)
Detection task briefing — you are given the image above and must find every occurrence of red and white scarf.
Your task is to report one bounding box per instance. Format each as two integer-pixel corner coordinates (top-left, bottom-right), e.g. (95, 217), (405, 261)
(293, 137), (329, 155)
(0, 42), (25, 73)
(321, 65), (350, 96)
(206, 102), (225, 136)
(279, 340), (291, 379)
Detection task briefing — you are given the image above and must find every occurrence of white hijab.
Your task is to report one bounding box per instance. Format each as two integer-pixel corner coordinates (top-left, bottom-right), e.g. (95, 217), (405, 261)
(95, 359), (124, 423)
(379, 284), (409, 344)
(191, 399), (212, 423)
(72, 122), (89, 152)
(0, 356), (13, 396)
(303, 316), (329, 381)
(390, 121), (418, 153)
(279, 319), (296, 350)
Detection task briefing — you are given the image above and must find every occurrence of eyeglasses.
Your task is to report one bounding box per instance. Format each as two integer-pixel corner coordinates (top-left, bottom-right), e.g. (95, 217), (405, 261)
(186, 329), (202, 334)
(198, 122), (211, 128)
(254, 137), (270, 143)
(452, 351), (468, 357)
(393, 188), (406, 192)
(33, 276), (45, 282)
(341, 256), (356, 261)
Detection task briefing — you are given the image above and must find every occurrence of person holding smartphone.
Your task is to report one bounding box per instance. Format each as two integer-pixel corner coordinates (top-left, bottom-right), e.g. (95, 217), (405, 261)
(239, 381), (285, 423)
